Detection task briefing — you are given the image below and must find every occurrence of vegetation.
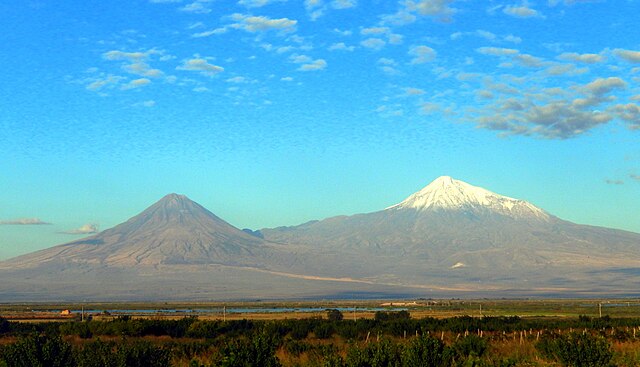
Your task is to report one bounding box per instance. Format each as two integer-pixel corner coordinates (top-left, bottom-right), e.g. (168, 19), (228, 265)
(1, 313), (640, 366)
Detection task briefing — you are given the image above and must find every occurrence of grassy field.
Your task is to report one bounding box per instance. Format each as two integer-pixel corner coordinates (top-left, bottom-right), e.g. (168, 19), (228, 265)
(2, 298), (640, 322)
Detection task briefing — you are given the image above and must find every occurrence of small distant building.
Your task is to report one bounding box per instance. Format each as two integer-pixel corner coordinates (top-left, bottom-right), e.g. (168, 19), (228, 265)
(60, 309), (71, 316)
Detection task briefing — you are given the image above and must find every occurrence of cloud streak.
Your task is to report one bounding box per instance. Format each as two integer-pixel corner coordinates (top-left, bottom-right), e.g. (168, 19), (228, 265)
(0, 218), (51, 225)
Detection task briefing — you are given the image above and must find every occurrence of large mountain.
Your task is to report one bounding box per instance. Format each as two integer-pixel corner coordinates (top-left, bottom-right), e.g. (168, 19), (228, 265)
(260, 176), (640, 293)
(1, 178), (639, 301)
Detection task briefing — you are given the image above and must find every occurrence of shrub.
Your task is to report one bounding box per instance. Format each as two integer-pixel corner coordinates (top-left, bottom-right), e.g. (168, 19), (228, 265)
(0, 333), (75, 367)
(452, 335), (487, 359)
(345, 340), (402, 367)
(402, 334), (450, 367)
(327, 309), (344, 322)
(214, 330), (281, 367)
(536, 332), (613, 367)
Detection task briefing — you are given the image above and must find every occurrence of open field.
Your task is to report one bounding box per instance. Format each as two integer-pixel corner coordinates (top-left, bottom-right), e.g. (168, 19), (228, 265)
(4, 301), (640, 366)
(3, 298), (640, 322)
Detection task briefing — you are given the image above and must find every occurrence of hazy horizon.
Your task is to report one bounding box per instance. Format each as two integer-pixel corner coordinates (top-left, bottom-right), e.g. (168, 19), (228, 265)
(2, 0), (639, 260)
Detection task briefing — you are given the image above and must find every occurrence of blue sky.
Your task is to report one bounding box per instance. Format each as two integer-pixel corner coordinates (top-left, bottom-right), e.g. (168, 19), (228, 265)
(1, 0), (639, 260)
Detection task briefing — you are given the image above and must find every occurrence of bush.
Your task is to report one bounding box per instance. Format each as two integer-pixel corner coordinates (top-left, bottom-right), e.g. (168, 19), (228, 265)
(0, 317), (9, 334)
(452, 335), (487, 359)
(314, 323), (335, 339)
(345, 340), (402, 367)
(214, 330), (281, 367)
(536, 332), (613, 367)
(327, 309), (344, 322)
(402, 334), (450, 367)
(75, 339), (170, 367)
(0, 333), (75, 367)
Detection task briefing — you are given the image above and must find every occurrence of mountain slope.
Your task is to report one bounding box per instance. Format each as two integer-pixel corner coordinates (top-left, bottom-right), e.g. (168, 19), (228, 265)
(261, 176), (640, 281)
(2, 194), (300, 269)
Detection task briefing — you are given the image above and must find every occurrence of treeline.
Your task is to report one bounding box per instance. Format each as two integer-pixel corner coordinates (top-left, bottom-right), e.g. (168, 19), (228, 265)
(0, 312), (639, 366)
(3, 313), (639, 340)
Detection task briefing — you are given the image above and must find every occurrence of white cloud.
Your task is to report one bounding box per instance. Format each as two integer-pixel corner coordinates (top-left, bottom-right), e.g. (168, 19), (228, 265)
(61, 224), (99, 235)
(289, 54), (312, 63)
(404, 0), (457, 21)
(237, 0), (285, 7)
(180, 1), (211, 13)
(409, 45), (437, 64)
(0, 218), (51, 225)
(473, 77), (630, 139)
(361, 27), (389, 35)
(230, 14), (297, 33)
(192, 27), (228, 37)
(388, 34), (403, 45)
(477, 47), (519, 56)
(86, 75), (125, 91)
(405, 87), (425, 95)
(582, 77), (626, 96)
(103, 50), (149, 61)
(328, 42), (355, 51)
(559, 52), (604, 64)
(503, 3), (542, 18)
(121, 78), (152, 90)
(360, 38), (386, 50)
(297, 59), (327, 71)
(124, 62), (164, 77)
(504, 34), (522, 43)
(332, 0), (356, 9)
(516, 54), (545, 68)
(177, 58), (224, 76)
(614, 49), (640, 63)
(280, 76), (294, 81)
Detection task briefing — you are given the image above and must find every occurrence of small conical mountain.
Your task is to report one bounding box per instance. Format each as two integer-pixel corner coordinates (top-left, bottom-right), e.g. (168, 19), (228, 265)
(4, 194), (287, 268)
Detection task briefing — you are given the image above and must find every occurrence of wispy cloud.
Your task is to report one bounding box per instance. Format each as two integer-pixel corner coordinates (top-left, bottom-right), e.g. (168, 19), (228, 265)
(409, 45), (437, 64)
(605, 179), (624, 185)
(328, 42), (355, 51)
(237, 0), (286, 7)
(230, 14), (297, 33)
(559, 52), (605, 64)
(177, 58), (224, 76)
(503, 3), (542, 18)
(60, 224), (99, 235)
(179, 1), (212, 14)
(297, 59), (327, 71)
(121, 78), (152, 90)
(0, 218), (51, 225)
(360, 38), (386, 50)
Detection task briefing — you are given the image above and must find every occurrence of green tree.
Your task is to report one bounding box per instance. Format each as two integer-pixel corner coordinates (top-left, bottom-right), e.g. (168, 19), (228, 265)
(327, 309), (344, 322)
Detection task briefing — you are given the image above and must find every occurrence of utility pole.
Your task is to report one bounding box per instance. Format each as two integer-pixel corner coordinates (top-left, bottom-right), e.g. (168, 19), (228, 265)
(599, 303), (602, 318)
(223, 306), (226, 322)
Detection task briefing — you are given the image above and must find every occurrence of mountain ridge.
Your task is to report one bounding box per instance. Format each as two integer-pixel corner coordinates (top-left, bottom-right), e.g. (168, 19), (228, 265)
(1, 176), (639, 300)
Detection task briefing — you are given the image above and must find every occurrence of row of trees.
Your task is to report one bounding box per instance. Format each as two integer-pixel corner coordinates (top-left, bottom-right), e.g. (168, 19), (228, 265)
(2, 313), (638, 340)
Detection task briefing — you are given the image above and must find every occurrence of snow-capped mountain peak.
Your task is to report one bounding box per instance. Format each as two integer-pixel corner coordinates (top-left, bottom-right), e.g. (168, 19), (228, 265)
(387, 176), (549, 220)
